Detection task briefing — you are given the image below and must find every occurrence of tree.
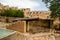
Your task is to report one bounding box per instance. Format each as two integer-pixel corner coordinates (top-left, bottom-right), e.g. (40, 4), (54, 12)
(42, 0), (60, 19)
(0, 10), (5, 16)
(42, 0), (60, 29)
(16, 10), (24, 18)
(0, 9), (24, 18)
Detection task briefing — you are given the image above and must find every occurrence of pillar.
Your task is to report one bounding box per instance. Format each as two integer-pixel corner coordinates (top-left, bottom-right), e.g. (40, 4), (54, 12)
(24, 21), (27, 32)
(26, 21), (30, 32)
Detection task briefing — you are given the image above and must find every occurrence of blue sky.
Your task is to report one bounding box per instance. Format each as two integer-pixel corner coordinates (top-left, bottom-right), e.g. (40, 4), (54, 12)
(0, 0), (49, 11)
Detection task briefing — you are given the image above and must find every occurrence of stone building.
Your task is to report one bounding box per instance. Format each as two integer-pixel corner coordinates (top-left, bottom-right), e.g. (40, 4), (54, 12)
(19, 8), (30, 17)
(0, 3), (18, 10)
(0, 3), (50, 19)
(0, 3), (9, 10)
(19, 8), (50, 19)
(28, 11), (50, 19)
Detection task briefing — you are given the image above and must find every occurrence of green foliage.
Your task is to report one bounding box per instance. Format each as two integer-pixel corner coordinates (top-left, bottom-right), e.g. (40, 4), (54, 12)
(42, 0), (60, 29)
(15, 10), (24, 18)
(0, 9), (24, 18)
(53, 24), (59, 30)
(42, 0), (60, 18)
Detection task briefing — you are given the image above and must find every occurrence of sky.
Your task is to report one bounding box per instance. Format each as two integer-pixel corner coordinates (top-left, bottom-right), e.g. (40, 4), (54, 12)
(0, 0), (49, 11)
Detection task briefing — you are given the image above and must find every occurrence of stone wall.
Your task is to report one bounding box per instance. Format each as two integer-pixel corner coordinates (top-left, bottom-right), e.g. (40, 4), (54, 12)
(0, 16), (18, 22)
(6, 21), (26, 33)
(0, 16), (6, 22)
(53, 17), (60, 24)
(29, 20), (53, 28)
(25, 11), (50, 19)
(29, 20), (53, 33)
(20, 8), (30, 17)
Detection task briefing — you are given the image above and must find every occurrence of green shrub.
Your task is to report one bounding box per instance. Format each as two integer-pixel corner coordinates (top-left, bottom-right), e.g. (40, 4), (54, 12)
(0, 9), (24, 18)
(53, 24), (59, 30)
